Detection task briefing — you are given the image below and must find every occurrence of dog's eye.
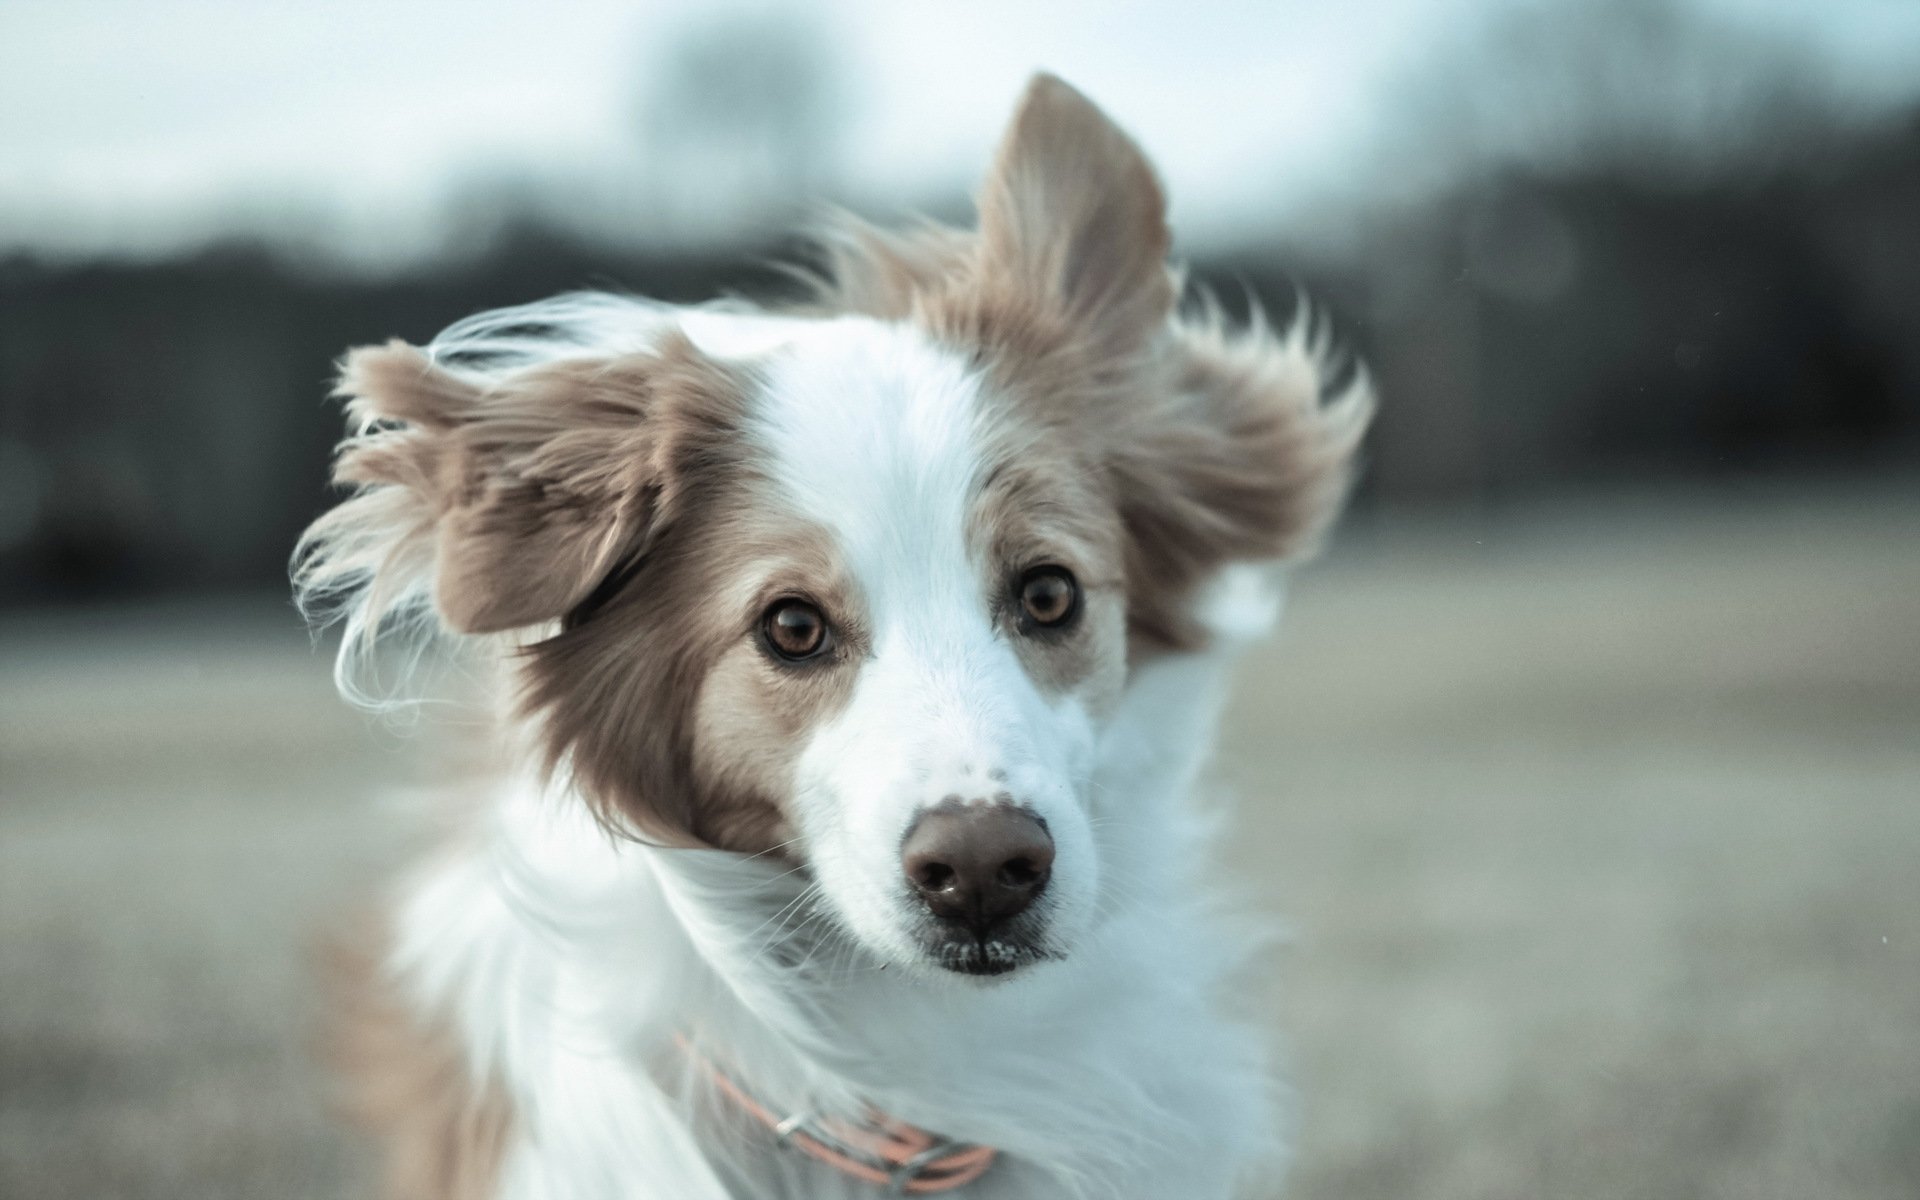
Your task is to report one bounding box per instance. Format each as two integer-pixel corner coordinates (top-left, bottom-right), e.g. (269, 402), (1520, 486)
(1016, 566), (1079, 630)
(762, 599), (830, 661)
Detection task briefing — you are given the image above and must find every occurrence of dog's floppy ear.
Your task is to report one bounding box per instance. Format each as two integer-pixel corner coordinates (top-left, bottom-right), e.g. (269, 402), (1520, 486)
(1111, 314), (1374, 653)
(975, 73), (1175, 357)
(326, 338), (730, 634)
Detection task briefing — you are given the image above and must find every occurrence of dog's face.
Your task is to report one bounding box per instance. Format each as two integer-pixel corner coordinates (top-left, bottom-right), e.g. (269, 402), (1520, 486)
(311, 76), (1364, 980)
(722, 318), (1128, 976)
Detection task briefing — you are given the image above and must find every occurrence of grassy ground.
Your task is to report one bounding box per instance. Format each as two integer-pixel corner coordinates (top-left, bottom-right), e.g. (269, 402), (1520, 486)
(4, 481), (1917, 1200)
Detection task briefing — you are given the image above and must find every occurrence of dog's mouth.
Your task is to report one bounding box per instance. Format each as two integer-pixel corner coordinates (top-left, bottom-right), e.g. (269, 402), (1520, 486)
(918, 922), (1060, 978)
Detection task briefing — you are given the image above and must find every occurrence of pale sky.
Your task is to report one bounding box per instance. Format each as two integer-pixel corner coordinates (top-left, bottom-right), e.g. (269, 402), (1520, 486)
(2, 0), (1916, 265)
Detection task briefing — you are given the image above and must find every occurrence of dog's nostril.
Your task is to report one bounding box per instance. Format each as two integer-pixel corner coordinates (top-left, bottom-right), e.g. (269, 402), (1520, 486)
(913, 861), (956, 892)
(997, 858), (1041, 887)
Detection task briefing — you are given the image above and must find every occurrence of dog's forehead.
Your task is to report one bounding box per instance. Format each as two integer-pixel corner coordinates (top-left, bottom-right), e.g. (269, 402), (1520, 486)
(741, 316), (990, 605)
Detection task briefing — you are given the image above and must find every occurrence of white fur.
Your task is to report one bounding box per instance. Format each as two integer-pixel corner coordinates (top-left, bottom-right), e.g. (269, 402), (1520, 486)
(331, 297), (1322, 1198)
(747, 320), (1101, 974)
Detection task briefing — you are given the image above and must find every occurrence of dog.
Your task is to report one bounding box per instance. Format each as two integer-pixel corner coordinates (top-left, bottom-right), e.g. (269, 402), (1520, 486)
(296, 73), (1370, 1200)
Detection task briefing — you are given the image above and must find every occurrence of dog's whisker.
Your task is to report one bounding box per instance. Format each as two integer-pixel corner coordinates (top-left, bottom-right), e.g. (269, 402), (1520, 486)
(742, 883), (828, 961)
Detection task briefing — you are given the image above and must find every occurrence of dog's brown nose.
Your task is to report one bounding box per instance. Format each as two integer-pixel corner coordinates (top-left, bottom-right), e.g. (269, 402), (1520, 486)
(902, 804), (1054, 933)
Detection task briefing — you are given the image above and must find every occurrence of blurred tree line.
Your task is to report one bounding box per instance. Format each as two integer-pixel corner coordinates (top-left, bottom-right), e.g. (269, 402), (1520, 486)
(1300, 0), (1920, 502)
(1, 0), (1915, 604)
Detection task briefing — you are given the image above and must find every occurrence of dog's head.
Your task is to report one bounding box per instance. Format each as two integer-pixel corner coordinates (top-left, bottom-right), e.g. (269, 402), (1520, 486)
(301, 75), (1367, 979)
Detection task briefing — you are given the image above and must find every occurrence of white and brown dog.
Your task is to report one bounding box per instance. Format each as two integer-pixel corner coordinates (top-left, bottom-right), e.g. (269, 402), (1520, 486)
(297, 74), (1370, 1200)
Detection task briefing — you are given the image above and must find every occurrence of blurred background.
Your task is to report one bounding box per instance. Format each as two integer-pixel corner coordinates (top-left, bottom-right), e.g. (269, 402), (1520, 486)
(2, 1), (1917, 1197)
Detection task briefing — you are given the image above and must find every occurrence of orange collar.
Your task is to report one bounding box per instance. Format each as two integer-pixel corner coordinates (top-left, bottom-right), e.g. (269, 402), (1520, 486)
(681, 1037), (997, 1194)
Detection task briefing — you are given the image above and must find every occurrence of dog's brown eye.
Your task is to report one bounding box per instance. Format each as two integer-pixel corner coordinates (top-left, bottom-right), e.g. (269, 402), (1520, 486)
(762, 599), (829, 661)
(1017, 567), (1079, 629)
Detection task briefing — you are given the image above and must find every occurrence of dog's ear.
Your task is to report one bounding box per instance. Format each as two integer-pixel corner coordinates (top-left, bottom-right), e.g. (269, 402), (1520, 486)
(975, 73), (1174, 357)
(1110, 317), (1374, 653)
(327, 338), (733, 634)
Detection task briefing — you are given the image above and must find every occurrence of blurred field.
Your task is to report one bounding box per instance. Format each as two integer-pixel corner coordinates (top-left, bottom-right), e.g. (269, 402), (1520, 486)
(3, 482), (1918, 1200)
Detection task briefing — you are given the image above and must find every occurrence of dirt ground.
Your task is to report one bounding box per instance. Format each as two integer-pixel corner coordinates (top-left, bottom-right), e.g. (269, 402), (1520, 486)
(4, 481), (1917, 1200)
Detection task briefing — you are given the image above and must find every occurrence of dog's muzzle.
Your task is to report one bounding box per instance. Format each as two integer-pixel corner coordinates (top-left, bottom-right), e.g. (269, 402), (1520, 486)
(901, 802), (1054, 974)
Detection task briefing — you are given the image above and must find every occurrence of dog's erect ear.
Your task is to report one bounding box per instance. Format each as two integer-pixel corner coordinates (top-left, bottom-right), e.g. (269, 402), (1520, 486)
(327, 338), (733, 634)
(975, 74), (1174, 355)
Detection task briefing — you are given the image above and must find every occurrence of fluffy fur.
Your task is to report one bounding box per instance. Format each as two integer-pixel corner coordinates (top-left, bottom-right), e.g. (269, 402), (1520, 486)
(297, 74), (1371, 1200)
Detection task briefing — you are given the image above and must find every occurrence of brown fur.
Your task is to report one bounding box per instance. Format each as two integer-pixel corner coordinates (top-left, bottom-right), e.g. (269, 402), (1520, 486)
(685, 514), (869, 853)
(325, 918), (512, 1200)
(966, 437), (1129, 706)
(329, 333), (741, 636)
(322, 333), (856, 852)
(526, 491), (865, 854)
(1113, 312), (1369, 651)
(970, 74), (1175, 363)
(815, 73), (1371, 657)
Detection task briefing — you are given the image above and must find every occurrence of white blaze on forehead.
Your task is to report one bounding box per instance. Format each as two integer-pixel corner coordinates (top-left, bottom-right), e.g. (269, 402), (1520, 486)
(747, 317), (988, 622)
(744, 317), (1103, 967)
